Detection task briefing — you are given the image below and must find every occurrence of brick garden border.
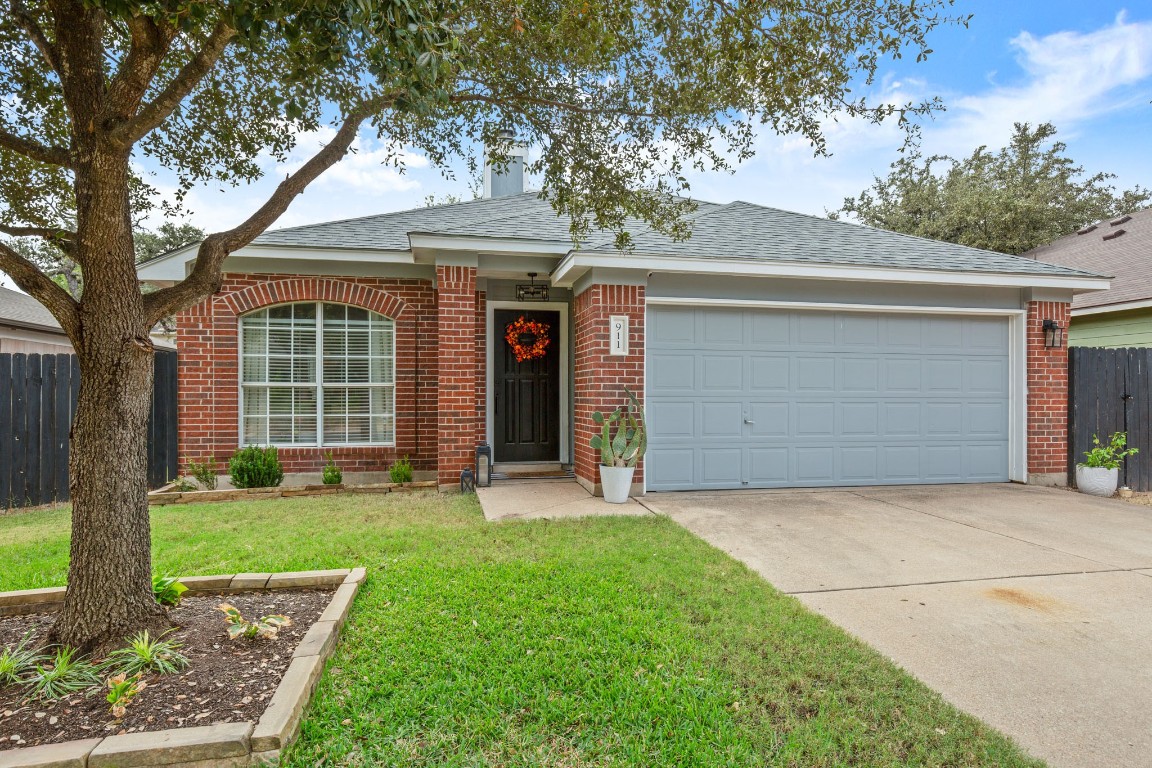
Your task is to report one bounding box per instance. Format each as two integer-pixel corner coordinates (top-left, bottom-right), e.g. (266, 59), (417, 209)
(0, 567), (366, 767)
(148, 481), (437, 506)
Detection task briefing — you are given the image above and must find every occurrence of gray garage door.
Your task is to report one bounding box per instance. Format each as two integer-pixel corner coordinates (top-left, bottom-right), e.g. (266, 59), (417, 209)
(645, 306), (1010, 491)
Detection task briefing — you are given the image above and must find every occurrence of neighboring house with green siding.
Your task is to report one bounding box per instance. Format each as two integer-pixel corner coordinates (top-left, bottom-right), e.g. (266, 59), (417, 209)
(1025, 209), (1152, 347)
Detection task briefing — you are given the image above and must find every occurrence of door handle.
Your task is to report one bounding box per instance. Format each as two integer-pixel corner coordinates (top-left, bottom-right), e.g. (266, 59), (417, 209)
(744, 419), (755, 425)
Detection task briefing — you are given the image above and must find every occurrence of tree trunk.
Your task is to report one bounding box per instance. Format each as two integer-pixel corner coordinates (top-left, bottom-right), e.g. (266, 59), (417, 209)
(48, 144), (169, 654)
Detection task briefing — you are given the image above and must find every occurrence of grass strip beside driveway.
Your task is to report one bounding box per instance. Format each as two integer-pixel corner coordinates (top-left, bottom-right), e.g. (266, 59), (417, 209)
(0, 493), (1041, 767)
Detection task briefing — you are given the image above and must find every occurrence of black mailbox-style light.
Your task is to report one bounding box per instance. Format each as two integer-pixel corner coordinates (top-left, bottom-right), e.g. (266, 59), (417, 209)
(1042, 318), (1064, 349)
(476, 442), (493, 487)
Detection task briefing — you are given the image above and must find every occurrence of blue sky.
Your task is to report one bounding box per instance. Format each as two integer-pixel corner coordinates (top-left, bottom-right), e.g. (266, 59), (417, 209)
(3, 3), (1152, 290)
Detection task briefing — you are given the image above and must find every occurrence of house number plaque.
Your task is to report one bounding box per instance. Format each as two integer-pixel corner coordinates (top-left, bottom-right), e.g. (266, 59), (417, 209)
(609, 315), (629, 356)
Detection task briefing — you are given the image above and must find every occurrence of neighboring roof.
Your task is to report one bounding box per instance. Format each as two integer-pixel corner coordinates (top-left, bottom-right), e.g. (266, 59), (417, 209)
(1025, 209), (1152, 311)
(0, 286), (65, 334)
(144, 192), (1103, 282)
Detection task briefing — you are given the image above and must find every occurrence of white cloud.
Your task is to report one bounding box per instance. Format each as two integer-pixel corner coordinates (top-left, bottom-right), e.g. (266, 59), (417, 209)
(688, 13), (1152, 216)
(931, 12), (1152, 153)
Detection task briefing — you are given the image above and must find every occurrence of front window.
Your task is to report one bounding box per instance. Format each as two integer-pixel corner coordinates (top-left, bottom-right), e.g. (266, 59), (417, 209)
(240, 302), (395, 446)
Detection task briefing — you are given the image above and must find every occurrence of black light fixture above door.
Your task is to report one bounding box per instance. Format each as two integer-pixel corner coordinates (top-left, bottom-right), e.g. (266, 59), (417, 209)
(516, 272), (549, 302)
(1042, 318), (1064, 348)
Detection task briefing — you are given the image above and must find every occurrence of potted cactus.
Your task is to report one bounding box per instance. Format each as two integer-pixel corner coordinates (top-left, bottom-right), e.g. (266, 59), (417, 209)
(1076, 432), (1138, 497)
(590, 387), (647, 503)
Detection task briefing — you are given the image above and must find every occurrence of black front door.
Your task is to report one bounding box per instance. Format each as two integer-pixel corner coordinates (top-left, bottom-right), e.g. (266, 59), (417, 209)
(494, 309), (560, 462)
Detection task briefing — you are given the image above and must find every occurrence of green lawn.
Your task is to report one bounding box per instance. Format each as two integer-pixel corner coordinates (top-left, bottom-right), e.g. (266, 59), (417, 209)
(0, 493), (1041, 767)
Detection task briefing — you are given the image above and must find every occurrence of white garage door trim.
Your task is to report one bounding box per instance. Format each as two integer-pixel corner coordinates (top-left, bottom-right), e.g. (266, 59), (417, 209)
(644, 297), (1027, 492)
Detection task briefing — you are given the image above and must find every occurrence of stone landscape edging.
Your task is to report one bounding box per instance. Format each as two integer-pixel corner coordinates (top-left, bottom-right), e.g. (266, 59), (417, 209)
(148, 482), (437, 505)
(0, 567), (367, 767)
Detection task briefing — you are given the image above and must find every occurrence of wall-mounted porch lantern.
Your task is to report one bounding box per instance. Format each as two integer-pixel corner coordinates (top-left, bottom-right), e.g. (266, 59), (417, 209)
(1042, 318), (1064, 349)
(475, 442), (493, 487)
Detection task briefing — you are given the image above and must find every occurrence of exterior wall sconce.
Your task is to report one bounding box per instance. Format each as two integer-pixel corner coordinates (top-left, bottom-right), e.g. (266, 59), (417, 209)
(475, 442), (493, 487)
(1042, 319), (1064, 349)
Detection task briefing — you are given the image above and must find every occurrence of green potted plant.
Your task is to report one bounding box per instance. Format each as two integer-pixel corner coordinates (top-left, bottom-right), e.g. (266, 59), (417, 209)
(589, 387), (646, 504)
(1076, 432), (1138, 497)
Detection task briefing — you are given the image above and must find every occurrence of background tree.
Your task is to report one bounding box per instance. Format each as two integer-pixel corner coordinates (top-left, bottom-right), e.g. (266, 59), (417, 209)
(833, 122), (1151, 254)
(134, 221), (205, 263)
(0, 0), (964, 651)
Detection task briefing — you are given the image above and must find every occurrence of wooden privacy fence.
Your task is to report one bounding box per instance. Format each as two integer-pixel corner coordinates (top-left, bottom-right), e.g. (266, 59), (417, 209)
(1068, 347), (1152, 491)
(0, 350), (178, 508)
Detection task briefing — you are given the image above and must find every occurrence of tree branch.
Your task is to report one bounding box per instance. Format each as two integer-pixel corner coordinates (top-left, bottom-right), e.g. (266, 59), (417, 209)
(143, 107), (372, 324)
(111, 20), (235, 147)
(0, 240), (80, 337)
(0, 128), (72, 167)
(0, 223), (76, 252)
(10, 0), (63, 73)
(104, 15), (176, 124)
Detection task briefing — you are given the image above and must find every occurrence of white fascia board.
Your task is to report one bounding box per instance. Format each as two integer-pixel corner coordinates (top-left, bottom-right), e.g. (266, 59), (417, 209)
(408, 232), (572, 256)
(234, 244), (416, 264)
(551, 251), (1112, 292)
(1073, 298), (1152, 317)
(138, 244), (417, 281)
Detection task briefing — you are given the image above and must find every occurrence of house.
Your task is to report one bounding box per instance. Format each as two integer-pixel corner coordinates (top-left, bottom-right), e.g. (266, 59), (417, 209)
(0, 286), (75, 354)
(137, 161), (1108, 494)
(1024, 209), (1152, 348)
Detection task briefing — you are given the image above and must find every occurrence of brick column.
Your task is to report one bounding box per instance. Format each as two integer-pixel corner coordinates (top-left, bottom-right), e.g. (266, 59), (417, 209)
(573, 284), (645, 495)
(174, 299), (216, 469)
(1026, 299), (1071, 486)
(437, 265), (478, 487)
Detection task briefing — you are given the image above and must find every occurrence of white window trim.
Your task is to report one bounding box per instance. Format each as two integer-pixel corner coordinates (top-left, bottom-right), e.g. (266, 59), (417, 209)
(237, 301), (397, 449)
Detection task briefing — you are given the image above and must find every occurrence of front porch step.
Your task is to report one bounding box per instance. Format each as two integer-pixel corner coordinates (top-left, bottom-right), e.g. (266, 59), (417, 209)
(491, 463), (575, 480)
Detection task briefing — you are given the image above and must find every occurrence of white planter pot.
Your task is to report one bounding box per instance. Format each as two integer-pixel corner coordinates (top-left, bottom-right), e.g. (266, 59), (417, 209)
(599, 465), (635, 504)
(1076, 466), (1119, 497)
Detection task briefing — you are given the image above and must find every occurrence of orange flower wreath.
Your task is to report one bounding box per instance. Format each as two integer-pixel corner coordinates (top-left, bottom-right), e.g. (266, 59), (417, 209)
(505, 316), (551, 362)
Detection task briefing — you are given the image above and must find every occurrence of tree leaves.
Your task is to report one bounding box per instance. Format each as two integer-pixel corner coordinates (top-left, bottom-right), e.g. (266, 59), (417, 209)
(835, 122), (1152, 254)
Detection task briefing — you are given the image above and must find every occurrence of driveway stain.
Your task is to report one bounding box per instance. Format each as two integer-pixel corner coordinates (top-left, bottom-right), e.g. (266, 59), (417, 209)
(983, 586), (1063, 613)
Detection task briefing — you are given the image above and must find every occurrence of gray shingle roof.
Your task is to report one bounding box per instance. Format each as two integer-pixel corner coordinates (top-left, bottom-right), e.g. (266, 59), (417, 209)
(249, 193), (1101, 279)
(1024, 209), (1152, 310)
(0, 286), (64, 333)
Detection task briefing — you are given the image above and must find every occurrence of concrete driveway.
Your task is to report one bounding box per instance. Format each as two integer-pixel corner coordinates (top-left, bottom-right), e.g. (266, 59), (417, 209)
(643, 484), (1152, 768)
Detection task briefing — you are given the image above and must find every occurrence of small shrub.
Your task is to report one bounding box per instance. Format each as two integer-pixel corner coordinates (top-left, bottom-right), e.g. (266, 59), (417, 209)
(152, 575), (188, 607)
(1080, 432), (1139, 470)
(229, 445), (284, 489)
(0, 633), (46, 686)
(389, 455), (414, 484)
(25, 647), (100, 701)
(185, 457), (218, 490)
(322, 452), (343, 485)
(217, 603), (292, 640)
(168, 476), (198, 492)
(106, 672), (147, 719)
(105, 631), (189, 676)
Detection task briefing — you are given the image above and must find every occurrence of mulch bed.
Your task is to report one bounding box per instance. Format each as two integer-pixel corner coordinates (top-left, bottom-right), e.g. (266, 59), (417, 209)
(0, 589), (333, 750)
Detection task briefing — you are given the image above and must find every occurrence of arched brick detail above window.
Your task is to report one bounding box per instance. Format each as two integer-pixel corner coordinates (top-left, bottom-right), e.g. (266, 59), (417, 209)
(223, 278), (410, 319)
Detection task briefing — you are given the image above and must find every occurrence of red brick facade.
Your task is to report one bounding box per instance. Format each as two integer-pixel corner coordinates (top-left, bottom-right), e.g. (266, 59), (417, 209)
(572, 284), (646, 491)
(172, 273), (1073, 490)
(175, 273), (437, 474)
(1026, 299), (1071, 481)
(436, 266), (478, 486)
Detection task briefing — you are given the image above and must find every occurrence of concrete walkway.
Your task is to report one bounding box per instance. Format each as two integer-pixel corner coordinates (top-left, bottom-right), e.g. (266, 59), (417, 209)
(477, 479), (652, 521)
(643, 483), (1152, 768)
